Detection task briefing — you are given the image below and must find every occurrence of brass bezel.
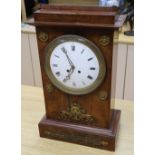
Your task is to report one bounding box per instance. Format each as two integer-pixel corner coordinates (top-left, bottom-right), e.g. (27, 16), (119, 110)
(44, 35), (106, 95)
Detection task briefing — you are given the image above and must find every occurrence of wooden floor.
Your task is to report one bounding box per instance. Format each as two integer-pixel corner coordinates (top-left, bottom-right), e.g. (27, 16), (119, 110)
(22, 85), (133, 155)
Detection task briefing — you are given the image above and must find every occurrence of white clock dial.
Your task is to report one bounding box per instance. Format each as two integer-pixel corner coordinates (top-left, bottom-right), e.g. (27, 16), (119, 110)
(50, 41), (99, 89)
(45, 35), (106, 95)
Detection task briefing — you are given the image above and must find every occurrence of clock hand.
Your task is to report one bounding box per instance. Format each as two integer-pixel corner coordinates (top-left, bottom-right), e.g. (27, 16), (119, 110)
(61, 47), (75, 68)
(63, 66), (75, 82)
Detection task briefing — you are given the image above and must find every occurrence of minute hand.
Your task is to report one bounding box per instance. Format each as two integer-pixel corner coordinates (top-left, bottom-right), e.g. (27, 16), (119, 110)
(62, 47), (75, 68)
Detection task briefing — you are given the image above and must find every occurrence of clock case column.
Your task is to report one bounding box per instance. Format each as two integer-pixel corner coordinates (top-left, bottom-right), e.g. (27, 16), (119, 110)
(29, 4), (126, 151)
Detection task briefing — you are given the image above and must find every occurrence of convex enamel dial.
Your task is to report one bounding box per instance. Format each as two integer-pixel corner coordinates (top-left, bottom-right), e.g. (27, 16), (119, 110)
(45, 35), (106, 95)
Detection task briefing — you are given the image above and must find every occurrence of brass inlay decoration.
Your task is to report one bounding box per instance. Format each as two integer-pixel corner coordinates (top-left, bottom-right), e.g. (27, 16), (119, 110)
(58, 103), (95, 123)
(98, 91), (108, 101)
(99, 35), (110, 46)
(39, 32), (48, 42)
(101, 141), (109, 146)
(44, 130), (109, 147)
(45, 84), (54, 93)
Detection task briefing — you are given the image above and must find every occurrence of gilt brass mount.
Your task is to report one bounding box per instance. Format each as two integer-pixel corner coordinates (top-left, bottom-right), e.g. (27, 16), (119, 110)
(38, 32), (48, 42)
(98, 91), (108, 101)
(58, 103), (95, 124)
(45, 84), (54, 93)
(99, 35), (110, 46)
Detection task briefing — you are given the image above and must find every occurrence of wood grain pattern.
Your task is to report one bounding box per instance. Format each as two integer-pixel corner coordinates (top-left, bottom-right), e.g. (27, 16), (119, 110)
(34, 10), (115, 25)
(40, 3), (119, 12)
(21, 85), (134, 155)
(26, 4), (126, 29)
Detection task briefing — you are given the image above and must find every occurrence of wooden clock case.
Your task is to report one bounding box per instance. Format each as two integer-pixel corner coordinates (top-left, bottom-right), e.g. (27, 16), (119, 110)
(29, 4), (126, 151)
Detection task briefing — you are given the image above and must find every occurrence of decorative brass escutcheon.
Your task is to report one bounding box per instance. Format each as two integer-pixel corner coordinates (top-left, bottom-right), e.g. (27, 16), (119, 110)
(45, 84), (54, 93)
(38, 32), (48, 42)
(98, 91), (108, 101)
(99, 35), (110, 46)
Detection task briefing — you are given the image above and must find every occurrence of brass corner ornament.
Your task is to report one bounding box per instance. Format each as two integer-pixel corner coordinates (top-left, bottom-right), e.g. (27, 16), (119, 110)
(98, 91), (108, 101)
(58, 103), (95, 124)
(45, 83), (54, 93)
(38, 32), (48, 42)
(99, 35), (110, 46)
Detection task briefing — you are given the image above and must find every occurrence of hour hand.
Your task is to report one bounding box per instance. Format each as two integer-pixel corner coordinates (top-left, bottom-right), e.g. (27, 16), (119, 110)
(63, 66), (75, 82)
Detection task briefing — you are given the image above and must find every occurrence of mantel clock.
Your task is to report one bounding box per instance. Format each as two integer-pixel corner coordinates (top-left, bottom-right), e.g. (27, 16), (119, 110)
(30, 4), (126, 151)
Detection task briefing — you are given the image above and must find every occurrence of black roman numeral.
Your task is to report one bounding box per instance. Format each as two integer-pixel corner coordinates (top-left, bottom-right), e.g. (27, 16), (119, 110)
(90, 67), (96, 70)
(56, 71), (60, 76)
(54, 54), (60, 58)
(71, 45), (75, 51)
(81, 49), (85, 54)
(87, 75), (93, 80)
(53, 64), (58, 67)
(88, 57), (93, 61)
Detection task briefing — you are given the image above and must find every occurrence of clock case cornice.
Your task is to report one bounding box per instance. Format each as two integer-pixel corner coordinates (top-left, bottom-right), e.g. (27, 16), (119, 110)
(28, 4), (126, 29)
